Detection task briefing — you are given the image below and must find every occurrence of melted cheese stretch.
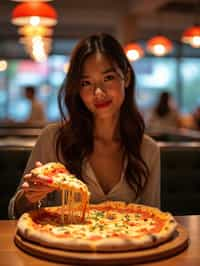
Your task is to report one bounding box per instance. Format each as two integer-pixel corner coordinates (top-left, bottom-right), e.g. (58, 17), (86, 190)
(61, 188), (89, 225)
(31, 162), (90, 224)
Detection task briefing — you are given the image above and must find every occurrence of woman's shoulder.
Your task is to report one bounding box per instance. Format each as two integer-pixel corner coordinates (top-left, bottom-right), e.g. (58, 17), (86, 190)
(141, 134), (159, 154)
(141, 134), (160, 169)
(41, 122), (62, 136)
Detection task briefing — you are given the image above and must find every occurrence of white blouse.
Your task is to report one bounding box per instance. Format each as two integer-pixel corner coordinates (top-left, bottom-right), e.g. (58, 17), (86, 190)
(82, 158), (137, 204)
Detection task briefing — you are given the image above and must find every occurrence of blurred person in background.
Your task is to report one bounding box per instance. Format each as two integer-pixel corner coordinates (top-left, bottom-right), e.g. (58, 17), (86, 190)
(146, 91), (181, 132)
(24, 85), (47, 124)
(192, 106), (200, 130)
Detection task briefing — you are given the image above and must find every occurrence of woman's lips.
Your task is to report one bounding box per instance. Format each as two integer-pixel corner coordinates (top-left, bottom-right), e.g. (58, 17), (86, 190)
(94, 99), (112, 108)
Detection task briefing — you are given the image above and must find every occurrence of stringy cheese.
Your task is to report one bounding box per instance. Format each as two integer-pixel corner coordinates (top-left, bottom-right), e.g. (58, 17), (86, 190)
(31, 162), (90, 225)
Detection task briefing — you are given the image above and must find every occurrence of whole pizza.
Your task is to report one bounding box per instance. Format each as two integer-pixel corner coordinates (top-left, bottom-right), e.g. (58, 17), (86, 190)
(16, 162), (177, 252)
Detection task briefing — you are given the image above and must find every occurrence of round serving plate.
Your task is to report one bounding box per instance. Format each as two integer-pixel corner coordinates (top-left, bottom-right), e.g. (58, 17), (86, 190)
(14, 224), (189, 265)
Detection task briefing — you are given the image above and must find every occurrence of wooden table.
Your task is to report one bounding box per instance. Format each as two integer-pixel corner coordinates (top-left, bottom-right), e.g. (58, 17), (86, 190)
(0, 216), (199, 266)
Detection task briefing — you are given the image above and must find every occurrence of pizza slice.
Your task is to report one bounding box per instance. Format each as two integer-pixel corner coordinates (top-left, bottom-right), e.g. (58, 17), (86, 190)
(30, 162), (90, 224)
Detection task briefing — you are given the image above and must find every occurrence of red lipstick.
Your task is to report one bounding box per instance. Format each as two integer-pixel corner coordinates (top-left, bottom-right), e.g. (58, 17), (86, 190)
(94, 100), (112, 108)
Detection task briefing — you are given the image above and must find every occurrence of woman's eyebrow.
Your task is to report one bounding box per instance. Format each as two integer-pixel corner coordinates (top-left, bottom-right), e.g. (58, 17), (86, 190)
(80, 68), (116, 78)
(102, 67), (116, 74)
(80, 74), (90, 79)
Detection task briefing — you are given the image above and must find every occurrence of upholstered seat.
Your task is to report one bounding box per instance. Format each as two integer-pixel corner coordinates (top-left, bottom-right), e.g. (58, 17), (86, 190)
(0, 146), (31, 219)
(160, 143), (200, 215)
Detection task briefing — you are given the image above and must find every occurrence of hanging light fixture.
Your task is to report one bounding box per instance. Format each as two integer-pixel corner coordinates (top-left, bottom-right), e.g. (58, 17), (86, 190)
(11, 2), (58, 26)
(11, 1), (54, 2)
(18, 25), (53, 37)
(182, 25), (200, 48)
(147, 35), (173, 56)
(20, 36), (52, 48)
(181, 0), (200, 48)
(124, 43), (144, 61)
(21, 36), (52, 62)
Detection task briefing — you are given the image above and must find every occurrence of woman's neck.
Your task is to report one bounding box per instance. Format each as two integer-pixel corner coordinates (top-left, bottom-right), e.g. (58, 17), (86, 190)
(94, 116), (120, 143)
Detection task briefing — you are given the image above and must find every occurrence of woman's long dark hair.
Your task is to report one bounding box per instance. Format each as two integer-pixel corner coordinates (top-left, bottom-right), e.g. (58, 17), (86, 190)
(56, 33), (149, 199)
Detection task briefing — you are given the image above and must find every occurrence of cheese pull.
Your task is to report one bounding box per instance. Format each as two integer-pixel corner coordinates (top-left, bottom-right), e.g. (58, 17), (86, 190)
(30, 162), (90, 224)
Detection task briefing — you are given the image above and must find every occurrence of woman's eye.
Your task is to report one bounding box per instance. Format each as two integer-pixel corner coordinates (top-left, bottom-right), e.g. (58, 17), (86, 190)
(104, 75), (115, 81)
(80, 80), (91, 87)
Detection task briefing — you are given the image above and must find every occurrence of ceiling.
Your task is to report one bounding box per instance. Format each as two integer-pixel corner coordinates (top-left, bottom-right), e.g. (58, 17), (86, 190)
(0, 0), (199, 57)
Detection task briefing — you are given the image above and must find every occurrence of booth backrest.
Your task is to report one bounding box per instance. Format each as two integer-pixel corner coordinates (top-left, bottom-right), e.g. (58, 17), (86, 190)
(160, 143), (200, 215)
(0, 146), (32, 219)
(1, 142), (200, 219)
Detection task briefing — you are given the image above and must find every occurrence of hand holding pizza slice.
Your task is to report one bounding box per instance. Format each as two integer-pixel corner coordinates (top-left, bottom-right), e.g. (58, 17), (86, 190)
(22, 162), (90, 224)
(22, 162), (55, 204)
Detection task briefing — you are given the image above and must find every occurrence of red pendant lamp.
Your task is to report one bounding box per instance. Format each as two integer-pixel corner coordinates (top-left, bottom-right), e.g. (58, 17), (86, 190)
(18, 25), (53, 37)
(182, 25), (200, 48)
(11, 0), (53, 2)
(11, 2), (58, 26)
(124, 43), (144, 61)
(147, 35), (173, 56)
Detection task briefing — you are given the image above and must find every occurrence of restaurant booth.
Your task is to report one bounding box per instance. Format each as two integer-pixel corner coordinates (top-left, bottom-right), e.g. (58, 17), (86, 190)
(1, 124), (200, 219)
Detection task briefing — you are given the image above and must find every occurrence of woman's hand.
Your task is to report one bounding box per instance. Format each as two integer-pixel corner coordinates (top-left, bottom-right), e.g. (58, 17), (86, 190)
(21, 161), (55, 203)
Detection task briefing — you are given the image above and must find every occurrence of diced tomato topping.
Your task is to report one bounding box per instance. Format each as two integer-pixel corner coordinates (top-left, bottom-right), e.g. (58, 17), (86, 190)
(47, 178), (53, 184)
(138, 228), (149, 233)
(111, 232), (119, 237)
(54, 232), (71, 238)
(127, 222), (136, 226)
(89, 235), (102, 241)
(86, 220), (92, 224)
(44, 167), (66, 177)
(111, 233), (128, 239)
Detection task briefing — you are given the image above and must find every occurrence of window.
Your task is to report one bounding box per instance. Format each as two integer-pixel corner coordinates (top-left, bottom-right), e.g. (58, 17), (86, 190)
(133, 58), (177, 110)
(180, 58), (200, 113)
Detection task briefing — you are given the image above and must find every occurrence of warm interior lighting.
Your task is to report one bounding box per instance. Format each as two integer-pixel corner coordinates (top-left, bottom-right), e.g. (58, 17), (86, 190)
(147, 35), (173, 56)
(124, 43), (144, 61)
(64, 62), (70, 73)
(11, 0), (53, 2)
(11, 2), (58, 26)
(0, 60), (8, 71)
(20, 36), (52, 62)
(18, 25), (53, 37)
(182, 25), (200, 48)
(20, 36), (52, 49)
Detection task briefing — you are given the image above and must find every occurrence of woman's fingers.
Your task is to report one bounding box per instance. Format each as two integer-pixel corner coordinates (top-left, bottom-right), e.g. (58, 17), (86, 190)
(35, 161), (43, 167)
(23, 174), (32, 180)
(21, 181), (29, 188)
(21, 179), (54, 203)
(24, 190), (47, 203)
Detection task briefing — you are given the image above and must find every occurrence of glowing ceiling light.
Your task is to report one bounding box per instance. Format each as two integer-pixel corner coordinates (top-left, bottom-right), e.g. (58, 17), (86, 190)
(11, 2), (57, 26)
(147, 35), (173, 56)
(18, 25), (53, 37)
(0, 60), (8, 71)
(182, 25), (200, 48)
(11, 0), (53, 2)
(124, 43), (144, 61)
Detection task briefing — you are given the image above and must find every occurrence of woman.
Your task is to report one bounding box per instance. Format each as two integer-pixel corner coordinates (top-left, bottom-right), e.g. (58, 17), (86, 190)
(9, 33), (160, 219)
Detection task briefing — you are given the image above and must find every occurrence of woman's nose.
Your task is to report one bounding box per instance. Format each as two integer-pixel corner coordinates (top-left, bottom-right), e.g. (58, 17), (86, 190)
(93, 87), (106, 97)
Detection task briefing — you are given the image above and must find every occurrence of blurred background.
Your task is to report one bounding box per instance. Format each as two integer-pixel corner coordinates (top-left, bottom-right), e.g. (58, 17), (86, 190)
(1, 0), (200, 219)
(0, 0), (200, 124)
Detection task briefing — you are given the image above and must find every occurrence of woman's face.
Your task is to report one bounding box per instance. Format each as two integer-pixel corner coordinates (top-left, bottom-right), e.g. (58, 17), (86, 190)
(79, 52), (128, 120)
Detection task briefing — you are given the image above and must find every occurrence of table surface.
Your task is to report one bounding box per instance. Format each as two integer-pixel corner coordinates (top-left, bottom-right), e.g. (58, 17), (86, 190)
(1, 216), (200, 266)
